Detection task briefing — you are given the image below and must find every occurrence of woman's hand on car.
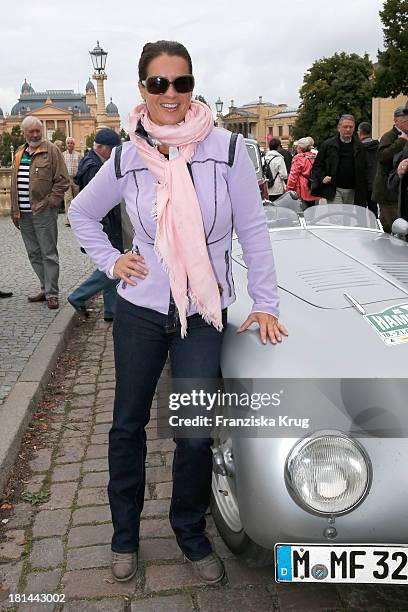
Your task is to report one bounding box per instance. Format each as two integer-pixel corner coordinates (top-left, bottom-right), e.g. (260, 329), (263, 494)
(237, 312), (288, 345)
(113, 252), (148, 286)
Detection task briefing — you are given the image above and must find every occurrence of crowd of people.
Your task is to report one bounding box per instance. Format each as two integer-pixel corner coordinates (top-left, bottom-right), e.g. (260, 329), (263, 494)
(5, 100), (408, 309)
(262, 106), (408, 233)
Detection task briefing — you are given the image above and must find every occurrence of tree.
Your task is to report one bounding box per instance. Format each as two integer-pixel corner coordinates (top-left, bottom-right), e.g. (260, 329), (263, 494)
(373, 0), (408, 98)
(51, 129), (66, 145)
(195, 94), (209, 107)
(119, 128), (128, 141)
(86, 133), (95, 150)
(292, 52), (373, 145)
(0, 125), (25, 166)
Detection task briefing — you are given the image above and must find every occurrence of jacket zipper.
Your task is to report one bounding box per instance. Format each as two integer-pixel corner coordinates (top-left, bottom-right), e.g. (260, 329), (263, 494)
(225, 250), (232, 297)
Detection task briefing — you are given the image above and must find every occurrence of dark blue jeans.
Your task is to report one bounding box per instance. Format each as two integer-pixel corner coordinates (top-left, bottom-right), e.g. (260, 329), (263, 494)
(109, 295), (226, 560)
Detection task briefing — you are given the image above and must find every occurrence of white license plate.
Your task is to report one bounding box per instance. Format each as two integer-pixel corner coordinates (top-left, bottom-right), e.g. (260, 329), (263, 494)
(275, 544), (408, 584)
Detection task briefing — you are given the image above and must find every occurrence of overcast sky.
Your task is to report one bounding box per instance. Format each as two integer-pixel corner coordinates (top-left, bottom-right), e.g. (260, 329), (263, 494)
(0, 0), (385, 128)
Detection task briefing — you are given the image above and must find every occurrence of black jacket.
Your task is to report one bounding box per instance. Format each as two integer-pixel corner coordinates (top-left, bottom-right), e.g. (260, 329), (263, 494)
(277, 147), (292, 173)
(310, 134), (368, 204)
(388, 145), (408, 221)
(75, 150), (123, 253)
(372, 126), (406, 203)
(360, 137), (379, 192)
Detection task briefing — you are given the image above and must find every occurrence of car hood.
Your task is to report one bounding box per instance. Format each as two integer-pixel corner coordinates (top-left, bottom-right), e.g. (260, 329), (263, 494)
(232, 227), (408, 309)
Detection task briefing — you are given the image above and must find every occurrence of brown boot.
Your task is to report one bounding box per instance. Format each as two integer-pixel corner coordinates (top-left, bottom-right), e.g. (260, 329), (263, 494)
(47, 296), (59, 310)
(28, 292), (46, 303)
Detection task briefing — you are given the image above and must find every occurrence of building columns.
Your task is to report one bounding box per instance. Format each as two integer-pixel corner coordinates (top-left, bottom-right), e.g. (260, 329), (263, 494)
(93, 73), (108, 130)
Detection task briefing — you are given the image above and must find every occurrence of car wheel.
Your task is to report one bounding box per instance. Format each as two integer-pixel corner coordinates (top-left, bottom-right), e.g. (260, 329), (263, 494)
(211, 433), (274, 567)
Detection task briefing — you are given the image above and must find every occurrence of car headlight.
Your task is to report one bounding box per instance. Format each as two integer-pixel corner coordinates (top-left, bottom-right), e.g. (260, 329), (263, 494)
(285, 432), (371, 515)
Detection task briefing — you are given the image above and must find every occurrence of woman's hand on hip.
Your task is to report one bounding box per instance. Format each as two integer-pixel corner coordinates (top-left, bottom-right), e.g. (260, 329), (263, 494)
(237, 312), (288, 345)
(113, 252), (148, 286)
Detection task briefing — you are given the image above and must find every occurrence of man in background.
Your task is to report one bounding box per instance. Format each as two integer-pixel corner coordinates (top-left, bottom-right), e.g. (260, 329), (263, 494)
(276, 138), (292, 173)
(357, 121), (379, 217)
(68, 128), (122, 322)
(10, 116), (69, 309)
(372, 106), (408, 233)
(63, 137), (82, 227)
(310, 114), (368, 205)
(388, 142), (408, 223)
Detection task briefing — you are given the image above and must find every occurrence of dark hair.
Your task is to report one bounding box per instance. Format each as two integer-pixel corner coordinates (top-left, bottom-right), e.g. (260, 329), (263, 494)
(358, 121), (372, 137)
(138, 40), (193, 81)
(269, 138), (281, 151)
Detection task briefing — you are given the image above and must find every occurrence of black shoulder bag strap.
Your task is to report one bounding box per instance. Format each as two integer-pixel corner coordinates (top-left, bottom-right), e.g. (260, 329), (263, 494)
(228, 133), (239, 167)
(114, 144), (123, 179)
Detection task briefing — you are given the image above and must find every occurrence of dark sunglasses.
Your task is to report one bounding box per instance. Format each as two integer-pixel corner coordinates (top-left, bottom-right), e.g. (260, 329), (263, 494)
(141, 74), (195, 95)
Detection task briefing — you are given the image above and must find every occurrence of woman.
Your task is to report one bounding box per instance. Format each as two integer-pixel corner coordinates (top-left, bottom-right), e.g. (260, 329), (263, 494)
(263, 137), (288, 201)
(69, 40), (287, 584)
(286, 136), (319, 208)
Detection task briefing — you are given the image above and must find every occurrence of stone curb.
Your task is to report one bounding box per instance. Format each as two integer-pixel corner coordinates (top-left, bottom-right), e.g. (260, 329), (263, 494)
(0, 303), (75, 495)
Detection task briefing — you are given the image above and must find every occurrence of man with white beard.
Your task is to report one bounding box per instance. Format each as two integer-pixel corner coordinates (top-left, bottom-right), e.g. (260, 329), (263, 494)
(10, 116), (69, 309)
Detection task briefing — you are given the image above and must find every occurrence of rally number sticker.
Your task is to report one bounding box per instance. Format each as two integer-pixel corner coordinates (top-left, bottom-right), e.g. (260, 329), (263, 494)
(365, 303), (408, 346)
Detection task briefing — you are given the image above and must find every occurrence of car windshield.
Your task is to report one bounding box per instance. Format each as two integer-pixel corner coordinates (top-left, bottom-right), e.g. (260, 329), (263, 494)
(245, 142), (262, 180)
(264, 204), (301, 229)
(304, 204), (378, 229)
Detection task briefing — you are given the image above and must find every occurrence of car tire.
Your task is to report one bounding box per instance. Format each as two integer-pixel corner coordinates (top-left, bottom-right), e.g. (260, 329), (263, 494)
(211, 406), (274, 567)
(210, 492), (274, 567)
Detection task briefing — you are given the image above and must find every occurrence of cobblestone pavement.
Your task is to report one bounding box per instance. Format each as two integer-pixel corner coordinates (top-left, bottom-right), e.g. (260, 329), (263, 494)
(1, 301), (408, 611)
(0, 214), (95, 405)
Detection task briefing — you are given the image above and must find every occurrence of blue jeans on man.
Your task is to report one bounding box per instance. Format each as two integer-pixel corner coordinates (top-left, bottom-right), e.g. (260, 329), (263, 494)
(68, 269), (119, 320)
(109, 295), (226, 560)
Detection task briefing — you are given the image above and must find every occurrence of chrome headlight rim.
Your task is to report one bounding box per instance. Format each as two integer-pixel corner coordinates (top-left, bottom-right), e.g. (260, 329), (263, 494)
(284, 429), (372, 518)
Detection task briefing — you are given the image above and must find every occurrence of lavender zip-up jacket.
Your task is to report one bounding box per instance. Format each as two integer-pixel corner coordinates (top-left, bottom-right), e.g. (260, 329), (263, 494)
(69, 128), (279, 319)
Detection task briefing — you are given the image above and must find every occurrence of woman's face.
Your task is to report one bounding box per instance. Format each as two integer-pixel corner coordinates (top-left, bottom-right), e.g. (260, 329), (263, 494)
(139, 54), (193, 126)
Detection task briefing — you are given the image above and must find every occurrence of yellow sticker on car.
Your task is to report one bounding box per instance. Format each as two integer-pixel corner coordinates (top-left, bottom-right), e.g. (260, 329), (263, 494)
(365, 304), (408, 345)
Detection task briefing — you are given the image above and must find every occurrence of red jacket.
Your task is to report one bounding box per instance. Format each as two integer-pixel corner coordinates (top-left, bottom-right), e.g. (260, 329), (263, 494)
(286, 152), (319, 201)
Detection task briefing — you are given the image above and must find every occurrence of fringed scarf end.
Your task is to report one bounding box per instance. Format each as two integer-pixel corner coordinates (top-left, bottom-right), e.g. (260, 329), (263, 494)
(188, 290), (223, 332)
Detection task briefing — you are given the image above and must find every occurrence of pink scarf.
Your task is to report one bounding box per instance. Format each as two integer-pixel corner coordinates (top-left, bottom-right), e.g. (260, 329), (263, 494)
(128, 100), (222, 337)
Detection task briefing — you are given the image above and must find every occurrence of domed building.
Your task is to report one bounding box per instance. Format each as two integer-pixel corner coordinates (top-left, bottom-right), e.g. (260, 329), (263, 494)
(106, 97), (118, 115)
(221, 96), (298, 149)
(0, 77), (120, 152)
(86, 78), (95, 93)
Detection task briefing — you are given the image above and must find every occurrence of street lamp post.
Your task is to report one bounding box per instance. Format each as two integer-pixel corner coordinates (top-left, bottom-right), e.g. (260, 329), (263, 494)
(89, 41), (109, 130)
(215, 97), (224, 128)
(10, 144), (14, 166)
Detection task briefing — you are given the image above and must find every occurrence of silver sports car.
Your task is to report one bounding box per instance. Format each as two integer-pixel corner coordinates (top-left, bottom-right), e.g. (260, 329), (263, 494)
(212, 202), (408, 585)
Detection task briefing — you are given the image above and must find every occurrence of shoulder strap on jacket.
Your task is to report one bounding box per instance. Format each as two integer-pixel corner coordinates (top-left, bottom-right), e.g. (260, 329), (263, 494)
(114, 144), (123, 179)
(228, 133), (239, 167)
